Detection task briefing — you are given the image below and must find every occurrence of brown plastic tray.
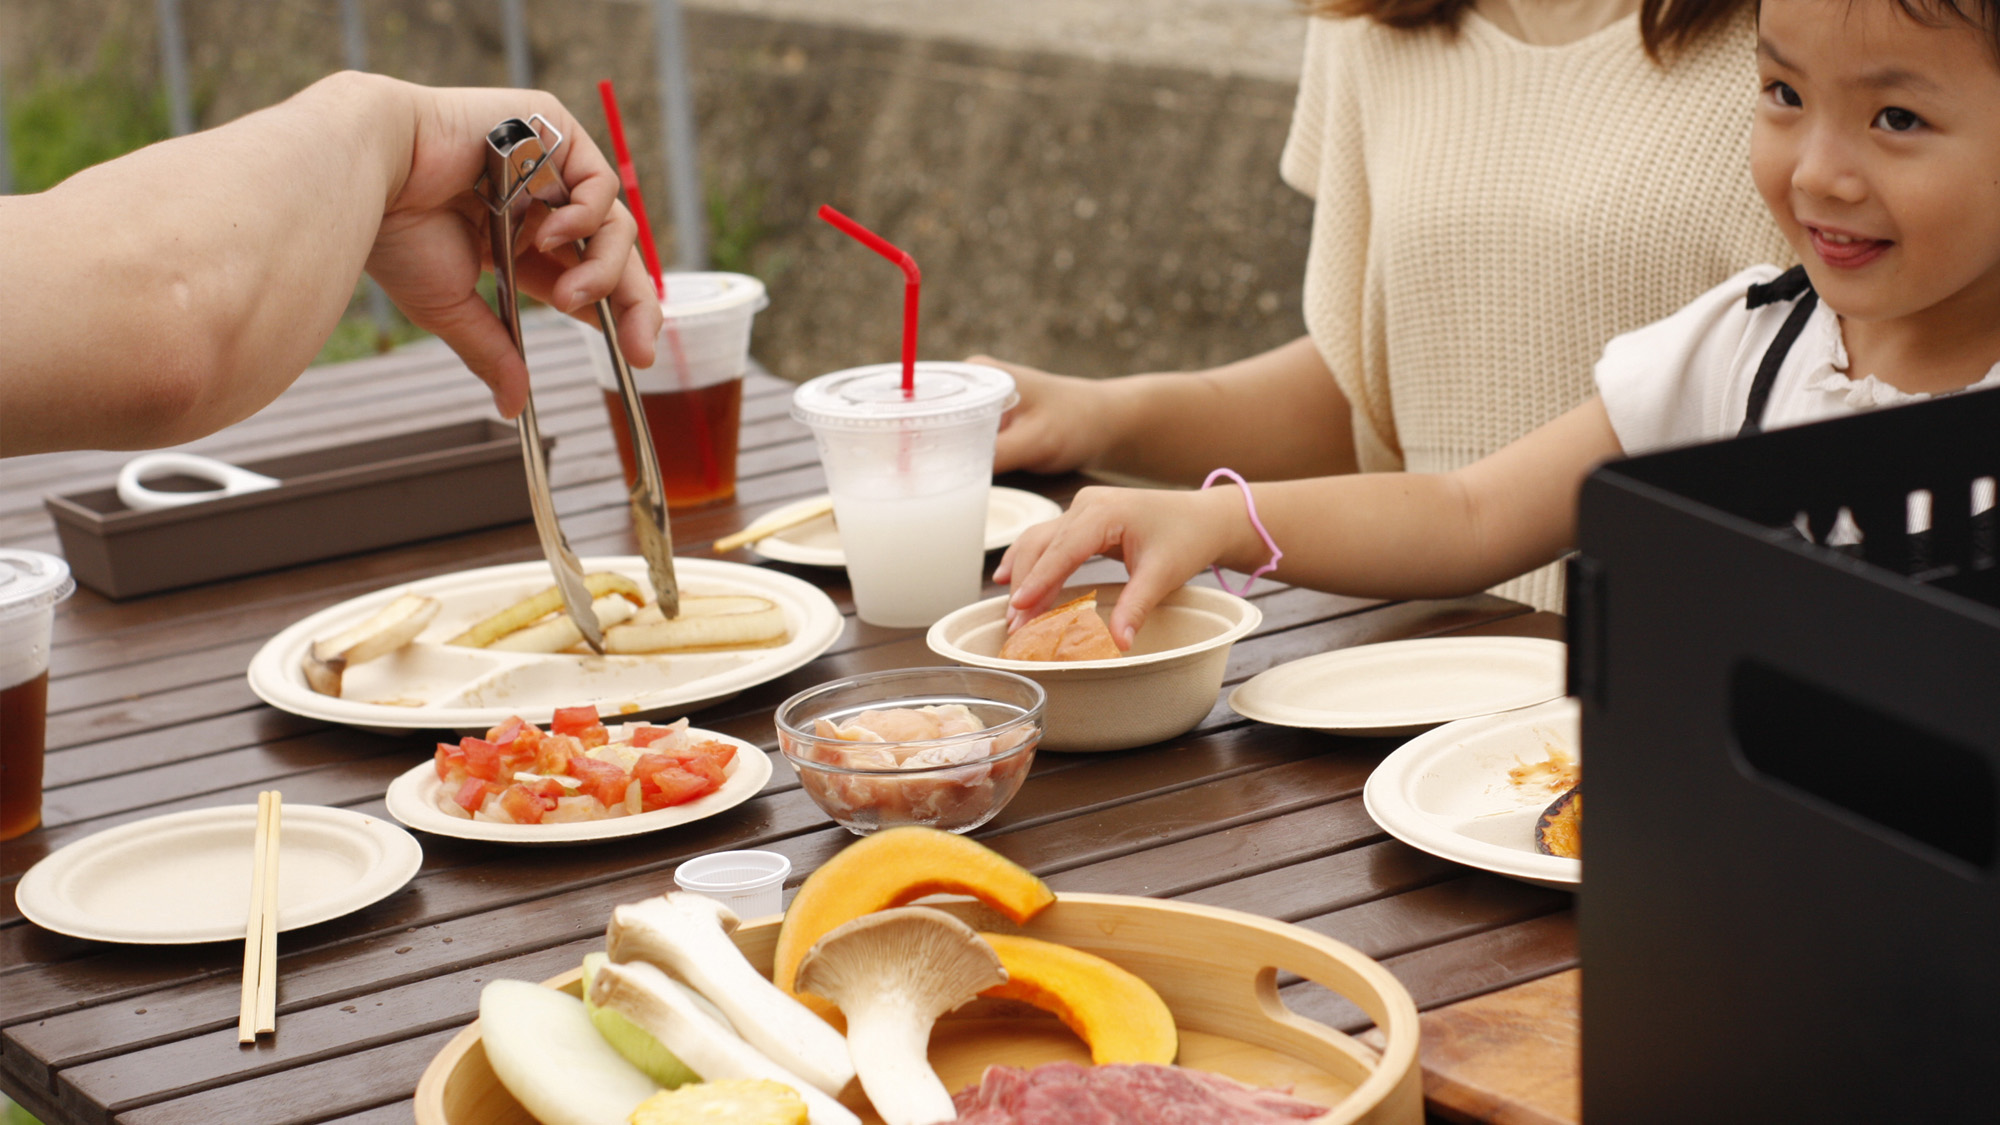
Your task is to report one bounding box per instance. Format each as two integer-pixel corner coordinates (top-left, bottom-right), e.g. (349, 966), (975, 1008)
(45, 420), (549, 599)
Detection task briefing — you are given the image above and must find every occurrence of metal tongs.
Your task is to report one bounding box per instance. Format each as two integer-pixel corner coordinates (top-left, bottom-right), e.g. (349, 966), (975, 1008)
(475, 115), (679, 652)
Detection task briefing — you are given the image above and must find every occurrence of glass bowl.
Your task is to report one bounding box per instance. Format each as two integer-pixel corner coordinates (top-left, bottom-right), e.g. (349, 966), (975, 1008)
(774, 667), (1044, 835)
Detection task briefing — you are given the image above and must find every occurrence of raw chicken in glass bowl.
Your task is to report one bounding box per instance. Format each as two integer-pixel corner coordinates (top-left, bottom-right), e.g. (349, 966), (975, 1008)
(774, 667), (1043, 834)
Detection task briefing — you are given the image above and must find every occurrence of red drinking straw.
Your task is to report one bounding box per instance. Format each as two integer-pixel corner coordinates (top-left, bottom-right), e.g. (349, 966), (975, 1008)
(597, 79), (717, 492)
(817, 204), (921, 397)
(597, 80), (665, 299)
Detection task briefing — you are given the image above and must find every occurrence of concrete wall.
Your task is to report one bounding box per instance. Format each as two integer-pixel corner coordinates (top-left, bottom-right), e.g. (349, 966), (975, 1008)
(2, 0), (1315, 382)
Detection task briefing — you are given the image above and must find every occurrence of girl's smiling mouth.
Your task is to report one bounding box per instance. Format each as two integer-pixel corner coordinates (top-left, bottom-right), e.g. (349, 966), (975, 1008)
(1806, 222), (1894, 268)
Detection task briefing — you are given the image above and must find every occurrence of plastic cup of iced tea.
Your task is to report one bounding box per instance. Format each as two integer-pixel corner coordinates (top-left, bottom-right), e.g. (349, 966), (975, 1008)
(576, 272), (768, 509)
(791, 362), (1017, 628)
(0, 550), (74, 841)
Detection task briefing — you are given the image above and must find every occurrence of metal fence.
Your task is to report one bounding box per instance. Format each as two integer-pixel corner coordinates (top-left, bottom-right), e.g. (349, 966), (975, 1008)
(1, 0), (707, 327)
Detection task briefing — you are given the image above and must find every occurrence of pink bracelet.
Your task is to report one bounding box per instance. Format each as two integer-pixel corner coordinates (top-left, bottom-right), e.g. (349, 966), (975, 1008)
(1200, 468), (1283, 595)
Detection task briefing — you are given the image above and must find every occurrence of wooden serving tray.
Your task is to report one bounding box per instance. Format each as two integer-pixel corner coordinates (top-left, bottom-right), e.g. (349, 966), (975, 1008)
(413, 892), (1422, 1124)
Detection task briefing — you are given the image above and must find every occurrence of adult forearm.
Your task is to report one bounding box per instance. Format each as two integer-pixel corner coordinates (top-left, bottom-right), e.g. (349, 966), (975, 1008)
(0, 72), (410, 455)
(1094, 336), (1358, 484)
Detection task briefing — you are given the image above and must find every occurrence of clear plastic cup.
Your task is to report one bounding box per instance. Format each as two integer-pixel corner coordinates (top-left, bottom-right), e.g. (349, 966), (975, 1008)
(575, 271), (769, 509)
(1, 550), (75, 841)
(672, 849), (792, 919)
(791, 362), (1016, 628)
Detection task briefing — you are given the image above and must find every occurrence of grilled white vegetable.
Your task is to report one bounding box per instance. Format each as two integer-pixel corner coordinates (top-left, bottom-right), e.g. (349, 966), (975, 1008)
(302, 594), (439, 697)
(480, 979), (660, 1125)
(590, 960), (860, 1125)
(608, 894), (855, 1096)
(447, 572), (646, 648)
(604, 598), (787, 653)
(488, 594), (641, 653)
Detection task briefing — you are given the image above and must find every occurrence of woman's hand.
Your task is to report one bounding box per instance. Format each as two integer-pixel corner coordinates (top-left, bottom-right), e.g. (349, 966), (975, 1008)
(367, 79), (661, 419)
(994, 484), (1252, 650)
(975, 355), (1118, 475)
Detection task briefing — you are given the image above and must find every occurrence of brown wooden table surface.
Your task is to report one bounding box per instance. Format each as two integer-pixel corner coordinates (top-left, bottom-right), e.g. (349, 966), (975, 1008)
(0, 315), (1578, 1125)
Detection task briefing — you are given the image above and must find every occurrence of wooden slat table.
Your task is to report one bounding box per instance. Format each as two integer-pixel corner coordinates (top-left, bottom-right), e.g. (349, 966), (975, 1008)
(0, 315), (1578, 1125)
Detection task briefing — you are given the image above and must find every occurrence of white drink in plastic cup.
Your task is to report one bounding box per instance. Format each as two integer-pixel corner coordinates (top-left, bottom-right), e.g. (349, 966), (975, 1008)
(0, 550), (75, 841)
(791, 362), (1017, 628)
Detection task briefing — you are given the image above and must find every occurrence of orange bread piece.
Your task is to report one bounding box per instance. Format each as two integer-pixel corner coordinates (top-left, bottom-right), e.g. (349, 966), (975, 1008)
(1000, 593), (1122, 661)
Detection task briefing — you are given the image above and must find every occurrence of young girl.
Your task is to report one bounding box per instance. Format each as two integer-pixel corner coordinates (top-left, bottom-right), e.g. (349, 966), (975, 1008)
(997, 0), (2000, 649)
(984, 0), (1789, 615)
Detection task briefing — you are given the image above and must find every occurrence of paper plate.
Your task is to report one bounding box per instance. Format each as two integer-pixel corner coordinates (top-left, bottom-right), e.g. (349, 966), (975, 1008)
(16, 804), (423, 944)
(1228, 636), (1567, 736)
(384, 727), (772, 844)
(1362, 697), (1581, 888)
(248, 557), (842, 732)
(751, 487), (1061, 567)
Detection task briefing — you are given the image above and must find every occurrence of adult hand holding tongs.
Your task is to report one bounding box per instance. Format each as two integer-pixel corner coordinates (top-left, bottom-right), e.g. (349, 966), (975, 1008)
(475, 115), (681, 649)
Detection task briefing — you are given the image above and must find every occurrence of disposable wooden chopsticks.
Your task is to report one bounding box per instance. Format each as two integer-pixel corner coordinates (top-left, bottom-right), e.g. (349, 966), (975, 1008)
(713, 498), (837, 554)
(238, 790), (281, 1043)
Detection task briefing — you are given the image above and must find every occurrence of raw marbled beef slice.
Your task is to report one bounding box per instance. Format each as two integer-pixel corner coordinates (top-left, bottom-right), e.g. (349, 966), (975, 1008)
(949, 1062), (1328, 1124)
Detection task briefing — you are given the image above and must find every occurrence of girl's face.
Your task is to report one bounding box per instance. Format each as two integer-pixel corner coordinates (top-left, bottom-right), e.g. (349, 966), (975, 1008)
(1753, 0), (2000, 327)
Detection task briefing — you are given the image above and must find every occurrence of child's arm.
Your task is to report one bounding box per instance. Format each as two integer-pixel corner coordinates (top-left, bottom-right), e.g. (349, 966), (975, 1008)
(996, 397), (1624, 647)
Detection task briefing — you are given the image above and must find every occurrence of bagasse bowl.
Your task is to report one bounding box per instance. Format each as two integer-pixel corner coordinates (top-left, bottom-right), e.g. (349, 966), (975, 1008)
(413, 893), (1422, 1125)
(925, 583), (1262, 752)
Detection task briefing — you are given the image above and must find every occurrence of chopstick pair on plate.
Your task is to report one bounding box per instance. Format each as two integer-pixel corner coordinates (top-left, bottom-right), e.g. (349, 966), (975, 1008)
(239, 790), (281, 1043)
(714, 498), (836, 555)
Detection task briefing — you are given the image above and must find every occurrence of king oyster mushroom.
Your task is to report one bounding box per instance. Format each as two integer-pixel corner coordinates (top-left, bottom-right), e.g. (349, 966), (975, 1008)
(588, 959), (859, 1125)
(793, 907), (1007, 1125)
(606, 893), (855, 1096)
(302, 593), (439, 697)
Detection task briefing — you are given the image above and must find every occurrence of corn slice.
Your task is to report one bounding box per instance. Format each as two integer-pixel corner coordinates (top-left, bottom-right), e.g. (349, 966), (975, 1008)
(627, 1078), (809, 1125)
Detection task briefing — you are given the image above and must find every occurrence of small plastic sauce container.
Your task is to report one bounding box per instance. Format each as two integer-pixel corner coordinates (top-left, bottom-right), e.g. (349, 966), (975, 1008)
(672, 849), (791, 920)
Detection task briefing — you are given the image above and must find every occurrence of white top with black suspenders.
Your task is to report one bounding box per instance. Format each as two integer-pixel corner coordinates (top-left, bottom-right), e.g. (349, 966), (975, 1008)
(1594, 264), (2000, 457)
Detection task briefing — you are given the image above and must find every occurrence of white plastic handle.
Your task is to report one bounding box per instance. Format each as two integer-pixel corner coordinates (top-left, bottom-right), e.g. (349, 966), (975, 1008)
(116, 453), (282, 512)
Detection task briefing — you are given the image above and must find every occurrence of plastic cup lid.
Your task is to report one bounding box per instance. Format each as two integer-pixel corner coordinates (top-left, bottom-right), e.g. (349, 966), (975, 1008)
(791, 362), (1016, 430)
(0, 550), (74, 621)
(657, 272), (769, 319)
(674, 849), (791, 891)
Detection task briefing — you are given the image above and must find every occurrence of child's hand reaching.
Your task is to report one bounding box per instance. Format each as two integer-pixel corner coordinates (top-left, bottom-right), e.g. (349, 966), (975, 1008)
(994, 484), (1258, 651)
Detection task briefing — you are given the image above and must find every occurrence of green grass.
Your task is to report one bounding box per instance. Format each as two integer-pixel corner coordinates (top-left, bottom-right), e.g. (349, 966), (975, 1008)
(708, 176), (782, 282)
(3, 1094), (44, 1125)
(311, 281), (433, 366)
(6, 39), (171, 194)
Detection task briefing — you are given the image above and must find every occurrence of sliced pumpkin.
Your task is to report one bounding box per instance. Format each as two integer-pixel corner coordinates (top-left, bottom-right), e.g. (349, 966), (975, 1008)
(774, 826), (1055, 1019)
(977, 932), (1178, 1065)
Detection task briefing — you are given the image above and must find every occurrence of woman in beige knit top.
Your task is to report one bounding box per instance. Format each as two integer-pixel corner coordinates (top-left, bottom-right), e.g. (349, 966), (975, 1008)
(980, 0), (1791, 610)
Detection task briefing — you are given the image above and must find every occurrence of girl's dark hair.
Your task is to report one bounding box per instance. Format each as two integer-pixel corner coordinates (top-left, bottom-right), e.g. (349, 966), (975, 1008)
(1888, 0), (2000, 59)
(1297, 0), (1747, 61)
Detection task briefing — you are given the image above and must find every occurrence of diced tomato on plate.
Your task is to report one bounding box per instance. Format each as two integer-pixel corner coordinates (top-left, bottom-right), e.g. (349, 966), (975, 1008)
(638, 766), (717, 811)
(486, 716), (529, 745)
(628, 725), (677, 748)
(633, 753), (721, 810)
(454, 776), (499, 812)
(552, 705), (610, 748)
(435, 741), (467, 784)
(460, 738), (503, 781)
(499, 783), (557, 825)
(432, 709), (734, 824)
(566, 755), (632, 808)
